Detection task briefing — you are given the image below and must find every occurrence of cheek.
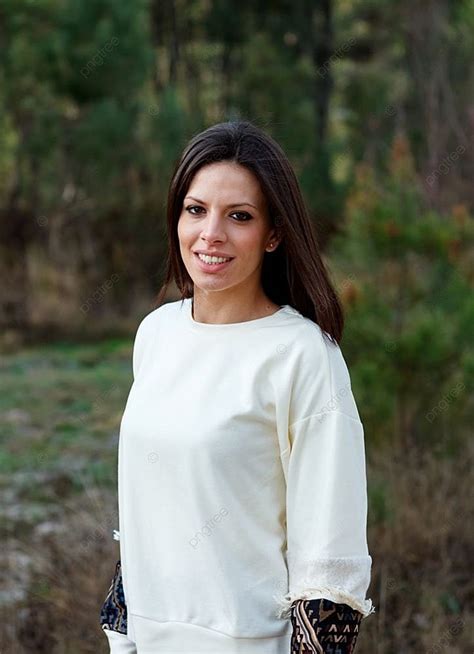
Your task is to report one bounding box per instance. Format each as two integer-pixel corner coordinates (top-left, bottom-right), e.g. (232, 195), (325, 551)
(236, 229), (266, 260)
(179, 214), (201, 241)
(177, 215), (190, 243)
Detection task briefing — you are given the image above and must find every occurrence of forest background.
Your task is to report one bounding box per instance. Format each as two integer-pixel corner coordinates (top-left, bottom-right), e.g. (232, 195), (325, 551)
(0, 1), (473, 652)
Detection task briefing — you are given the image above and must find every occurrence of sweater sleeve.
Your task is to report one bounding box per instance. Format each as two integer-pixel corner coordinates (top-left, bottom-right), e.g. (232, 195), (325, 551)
(274, 327), (375, 621)
(132, 310), (156, 380)
(99, 312), (157, 652)
(103, 629), (138, 654)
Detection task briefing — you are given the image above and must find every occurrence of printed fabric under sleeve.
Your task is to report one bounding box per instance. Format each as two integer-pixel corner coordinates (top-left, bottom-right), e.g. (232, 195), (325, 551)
(99, 556), (137, 653)
(274, 325), (376, 621)
(290, 597), (363, 653)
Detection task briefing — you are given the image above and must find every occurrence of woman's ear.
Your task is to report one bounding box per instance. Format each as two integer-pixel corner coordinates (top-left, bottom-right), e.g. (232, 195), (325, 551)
(265, 232), (282, 252)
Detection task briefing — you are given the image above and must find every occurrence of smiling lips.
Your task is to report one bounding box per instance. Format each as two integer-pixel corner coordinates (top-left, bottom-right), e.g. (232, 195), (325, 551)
(194, 252), (234, 270)
(197, 253), (233, 264)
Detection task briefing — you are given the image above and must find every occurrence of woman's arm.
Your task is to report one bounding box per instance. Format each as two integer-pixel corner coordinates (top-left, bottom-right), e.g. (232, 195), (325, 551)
(274, 329), (375, 624)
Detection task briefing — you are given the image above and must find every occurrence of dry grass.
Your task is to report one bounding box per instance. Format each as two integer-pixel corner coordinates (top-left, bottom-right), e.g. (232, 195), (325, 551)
(2, 488), (119, 654)
(358, 438), (474, 653)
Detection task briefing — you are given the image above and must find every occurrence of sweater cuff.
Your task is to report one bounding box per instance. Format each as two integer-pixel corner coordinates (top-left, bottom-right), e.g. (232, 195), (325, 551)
(103, 628), (137, 654)
(290, 597), (363, 654)
(274, 555), (375, 619)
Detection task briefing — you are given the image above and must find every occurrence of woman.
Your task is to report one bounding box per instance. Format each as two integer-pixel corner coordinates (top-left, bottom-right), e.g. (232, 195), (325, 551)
(99, 120), (375, 653)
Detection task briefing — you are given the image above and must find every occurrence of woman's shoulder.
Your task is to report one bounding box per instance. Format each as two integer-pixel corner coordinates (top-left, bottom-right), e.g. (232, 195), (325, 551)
(132, 302), (177, 378)
(279, 308), (356, 413)
(135, 299), (177, 334)
(281, 305), (340, 360)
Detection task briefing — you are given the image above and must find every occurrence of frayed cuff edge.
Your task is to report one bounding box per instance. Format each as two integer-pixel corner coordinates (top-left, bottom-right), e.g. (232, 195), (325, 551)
(273, 587), (376, 620)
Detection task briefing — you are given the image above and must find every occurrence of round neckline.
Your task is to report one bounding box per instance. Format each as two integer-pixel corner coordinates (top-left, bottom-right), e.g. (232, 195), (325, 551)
(183, 297), (291, 331)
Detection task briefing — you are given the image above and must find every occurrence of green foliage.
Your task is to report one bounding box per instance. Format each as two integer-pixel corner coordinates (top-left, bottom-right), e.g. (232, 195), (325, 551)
(368, 478), (394, 527)
(331, 136), (473, 450)
(0, 0), (153, 208)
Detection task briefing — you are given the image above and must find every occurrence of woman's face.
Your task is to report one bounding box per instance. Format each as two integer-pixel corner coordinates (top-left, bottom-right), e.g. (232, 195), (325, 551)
(177, 160), (279, 299)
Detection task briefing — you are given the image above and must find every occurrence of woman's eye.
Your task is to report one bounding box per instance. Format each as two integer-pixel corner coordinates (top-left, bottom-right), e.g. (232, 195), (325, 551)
(230, 211), (252, 222)
(186, 205), (203, 215)
(185, 206), (252, 222)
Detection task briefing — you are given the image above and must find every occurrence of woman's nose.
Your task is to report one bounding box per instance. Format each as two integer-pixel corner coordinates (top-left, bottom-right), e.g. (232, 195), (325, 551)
(200, 213), (227, 241)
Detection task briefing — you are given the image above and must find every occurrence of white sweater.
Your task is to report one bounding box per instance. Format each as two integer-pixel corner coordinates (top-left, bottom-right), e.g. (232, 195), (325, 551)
(105, 297), (374, 653)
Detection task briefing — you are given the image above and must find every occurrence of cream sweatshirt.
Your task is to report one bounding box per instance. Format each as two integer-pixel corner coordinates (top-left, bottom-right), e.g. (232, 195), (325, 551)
(103, 297), (374, 653)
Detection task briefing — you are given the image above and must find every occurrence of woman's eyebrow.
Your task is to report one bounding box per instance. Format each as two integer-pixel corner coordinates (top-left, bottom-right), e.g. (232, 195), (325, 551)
(184, 195), (259, 210)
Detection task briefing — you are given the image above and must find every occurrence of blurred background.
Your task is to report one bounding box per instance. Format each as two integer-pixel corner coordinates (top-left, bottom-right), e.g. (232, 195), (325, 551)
(0, 0), (473, 652)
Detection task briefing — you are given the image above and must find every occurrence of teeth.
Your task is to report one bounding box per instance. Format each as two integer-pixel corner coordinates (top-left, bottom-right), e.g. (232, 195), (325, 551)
(198, 253), (232, 264)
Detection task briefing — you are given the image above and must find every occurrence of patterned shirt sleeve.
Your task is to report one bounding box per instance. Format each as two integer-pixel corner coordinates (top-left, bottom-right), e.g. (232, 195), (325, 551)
(290, 597), (363, 653)
(99, 559), (137, 653)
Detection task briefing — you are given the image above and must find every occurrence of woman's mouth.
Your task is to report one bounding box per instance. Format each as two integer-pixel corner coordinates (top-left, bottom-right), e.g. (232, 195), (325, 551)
(194, 252), (235, 272)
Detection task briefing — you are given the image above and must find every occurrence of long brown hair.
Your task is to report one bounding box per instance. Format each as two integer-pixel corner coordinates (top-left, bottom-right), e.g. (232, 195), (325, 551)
(153, 119), (344, 345)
